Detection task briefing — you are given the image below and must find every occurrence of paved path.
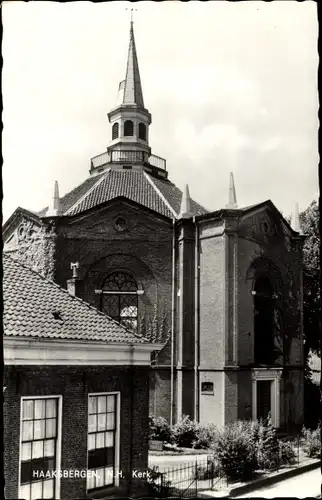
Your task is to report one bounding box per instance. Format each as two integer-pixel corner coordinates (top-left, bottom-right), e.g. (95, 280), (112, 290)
(235, 468), (321, 498)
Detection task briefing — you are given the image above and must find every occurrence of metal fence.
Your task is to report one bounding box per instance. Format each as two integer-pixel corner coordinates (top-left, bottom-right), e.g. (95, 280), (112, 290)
(149, 435), (303, 498)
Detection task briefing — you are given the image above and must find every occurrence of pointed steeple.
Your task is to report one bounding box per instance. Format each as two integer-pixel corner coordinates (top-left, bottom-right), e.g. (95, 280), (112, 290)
(179, 184), (192, 219)
(47, 181), (61, 216)
(291, 202), (302, 233)
(226, 172), (238, 209)
(119, 21), (144, 108)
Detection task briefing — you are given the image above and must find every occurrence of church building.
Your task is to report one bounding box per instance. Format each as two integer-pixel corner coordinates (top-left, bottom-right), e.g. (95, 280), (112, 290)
(3, 21), (305, 431)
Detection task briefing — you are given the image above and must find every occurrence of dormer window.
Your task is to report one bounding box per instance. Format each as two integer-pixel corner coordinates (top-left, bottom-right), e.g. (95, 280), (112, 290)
(138, 123), (146, 141)
(112, 123), (119, 140)
(124, 120), (134, 136)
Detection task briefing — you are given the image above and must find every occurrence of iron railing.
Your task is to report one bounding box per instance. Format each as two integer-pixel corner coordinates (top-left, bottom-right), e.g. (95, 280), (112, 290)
(90, 150), (166, 171)
(146, 436), (303, 498)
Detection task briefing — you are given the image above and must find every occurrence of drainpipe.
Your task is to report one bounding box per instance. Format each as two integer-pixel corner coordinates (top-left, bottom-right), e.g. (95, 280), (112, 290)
(193, 216), (200, 422)
(170, 219), (176, 427)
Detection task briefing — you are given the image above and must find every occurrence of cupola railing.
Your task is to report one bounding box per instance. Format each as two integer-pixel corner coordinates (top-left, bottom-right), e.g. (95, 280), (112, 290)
(90, 150), (166, 171)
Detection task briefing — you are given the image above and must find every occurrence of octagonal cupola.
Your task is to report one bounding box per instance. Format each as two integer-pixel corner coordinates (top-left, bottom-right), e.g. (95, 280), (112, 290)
(90, 20), (167, 179)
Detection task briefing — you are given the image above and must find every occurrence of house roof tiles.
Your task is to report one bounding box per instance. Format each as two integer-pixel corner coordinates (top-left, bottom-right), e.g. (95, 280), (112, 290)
(3, 255), (148, 344)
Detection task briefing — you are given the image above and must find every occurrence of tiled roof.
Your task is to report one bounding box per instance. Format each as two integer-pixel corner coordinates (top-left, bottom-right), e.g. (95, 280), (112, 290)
(3, 255), (147, 344)
(61, 170), (208, 219)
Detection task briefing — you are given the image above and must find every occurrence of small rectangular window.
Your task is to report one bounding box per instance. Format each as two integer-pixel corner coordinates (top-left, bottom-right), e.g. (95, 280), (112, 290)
(201, 382), (214, 394)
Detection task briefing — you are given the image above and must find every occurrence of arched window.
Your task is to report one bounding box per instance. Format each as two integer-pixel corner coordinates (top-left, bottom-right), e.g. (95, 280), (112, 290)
(100, 271), (138, 332)
(138, 122), (146, 141)
(254, 275), (275, 365)
(112, 122), (119, 140)
(124, 120), (134, 136)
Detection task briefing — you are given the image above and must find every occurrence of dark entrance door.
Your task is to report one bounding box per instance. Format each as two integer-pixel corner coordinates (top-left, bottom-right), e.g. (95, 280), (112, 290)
(257, 380), (272, 421)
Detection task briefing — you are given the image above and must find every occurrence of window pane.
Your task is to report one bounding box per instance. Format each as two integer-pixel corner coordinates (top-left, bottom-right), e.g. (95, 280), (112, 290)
(96, 468), (105, 488)
(21, 442), (32, 461)
(105, 467), (114, 486)
(96, 432), (105, 449)
(106, 413), (115, 430)
(88, 414), (97, 433)
(42, 479), (54, 499)
(87, 471), (95, 490)
(46, 399), (56, 419)
(44, 439), (55, 458)
(20, 483), (31, 500)
(97, 413), (106, 431)
(31, 480), (42, 499)
(105, 431), (114, 447)
(97, 396), (106, 414)
(106, 396), (115, 413)
(34, 400), (45, 419)
(34, 420), (45, 440)
(23, 400), (34, 421)
(22, 421), (33, 441)
(89, 397), (97, 415)
(45, 419), (56, 439)
(88, 434), (95, 451)
(32, 440), (44, 459)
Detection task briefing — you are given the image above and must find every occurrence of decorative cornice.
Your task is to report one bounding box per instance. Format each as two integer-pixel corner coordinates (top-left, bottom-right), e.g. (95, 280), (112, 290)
(4, 337), (163, 367)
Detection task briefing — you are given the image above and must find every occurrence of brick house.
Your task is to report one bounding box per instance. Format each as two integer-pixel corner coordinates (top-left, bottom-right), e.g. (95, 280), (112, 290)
(3, 255), (162, 500)
(3, 21), (305, 432)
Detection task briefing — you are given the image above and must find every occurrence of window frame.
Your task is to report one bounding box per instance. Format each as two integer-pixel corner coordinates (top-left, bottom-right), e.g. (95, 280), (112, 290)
(18, 395), (63, 500)
(138, 122), (147, 141)
(86, 392), (121, 492)
(99, 271), (139, 333)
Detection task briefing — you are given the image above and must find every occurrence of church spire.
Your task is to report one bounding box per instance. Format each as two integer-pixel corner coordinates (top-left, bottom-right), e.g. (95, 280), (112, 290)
(226, 172), (238, 209)
(119, 20), (144, 108)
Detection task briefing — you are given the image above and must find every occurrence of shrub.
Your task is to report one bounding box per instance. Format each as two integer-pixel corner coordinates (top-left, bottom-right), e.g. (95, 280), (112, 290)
(255, 415), (280, 470)
(172, 415), (199, 448)
(193, 423), (218, 449)
(213, 422), (257, 480)
(302, 424), (321, 458)
(149, 416), (172, 443)
(278, 440), (297, 466)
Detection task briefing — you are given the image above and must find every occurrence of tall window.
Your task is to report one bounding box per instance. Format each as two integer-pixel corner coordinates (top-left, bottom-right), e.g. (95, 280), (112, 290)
(254, 275), (275, 365)
(87, 393), (118, 491)
(100, 271), (138, 332)
(138, 122), (146, 141)
(112, 123), (119, 140)
(19, 397), (60, 500)
(124, 120), (134, 136)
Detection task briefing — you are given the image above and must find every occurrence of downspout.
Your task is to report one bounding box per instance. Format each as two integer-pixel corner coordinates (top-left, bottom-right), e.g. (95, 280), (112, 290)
(193, 216), (200, 422)
(170, 218), (176, 427)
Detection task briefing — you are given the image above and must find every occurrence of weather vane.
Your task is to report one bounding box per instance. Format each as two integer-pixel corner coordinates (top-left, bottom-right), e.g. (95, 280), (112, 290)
(126, 7), (138, 24)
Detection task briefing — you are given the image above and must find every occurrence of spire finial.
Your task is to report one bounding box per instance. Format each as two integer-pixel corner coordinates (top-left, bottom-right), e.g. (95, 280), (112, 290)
(291, 202), (302, 233)
(47, 180), (61, 216)
(225, 172), (238, 209)
(179, 184), (192, 219)
(126, 7), (137, 27)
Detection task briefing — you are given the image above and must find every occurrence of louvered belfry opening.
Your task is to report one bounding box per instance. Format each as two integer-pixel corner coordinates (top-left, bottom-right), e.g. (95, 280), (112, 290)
(124, 120), (134, 136)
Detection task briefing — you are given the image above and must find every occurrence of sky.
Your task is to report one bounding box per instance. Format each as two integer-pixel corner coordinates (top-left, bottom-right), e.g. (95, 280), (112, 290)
(2, 1), (319, 223)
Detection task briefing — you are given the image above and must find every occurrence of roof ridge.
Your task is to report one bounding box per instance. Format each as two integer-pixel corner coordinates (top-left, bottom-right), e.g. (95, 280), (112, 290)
(64, 170), (111, 215)
(3, 254), (148, 343)
(144, 172), (177, 219)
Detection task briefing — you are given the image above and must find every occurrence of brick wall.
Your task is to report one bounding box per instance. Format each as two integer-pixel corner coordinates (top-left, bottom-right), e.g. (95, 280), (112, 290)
(3, 365), (150, 499)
